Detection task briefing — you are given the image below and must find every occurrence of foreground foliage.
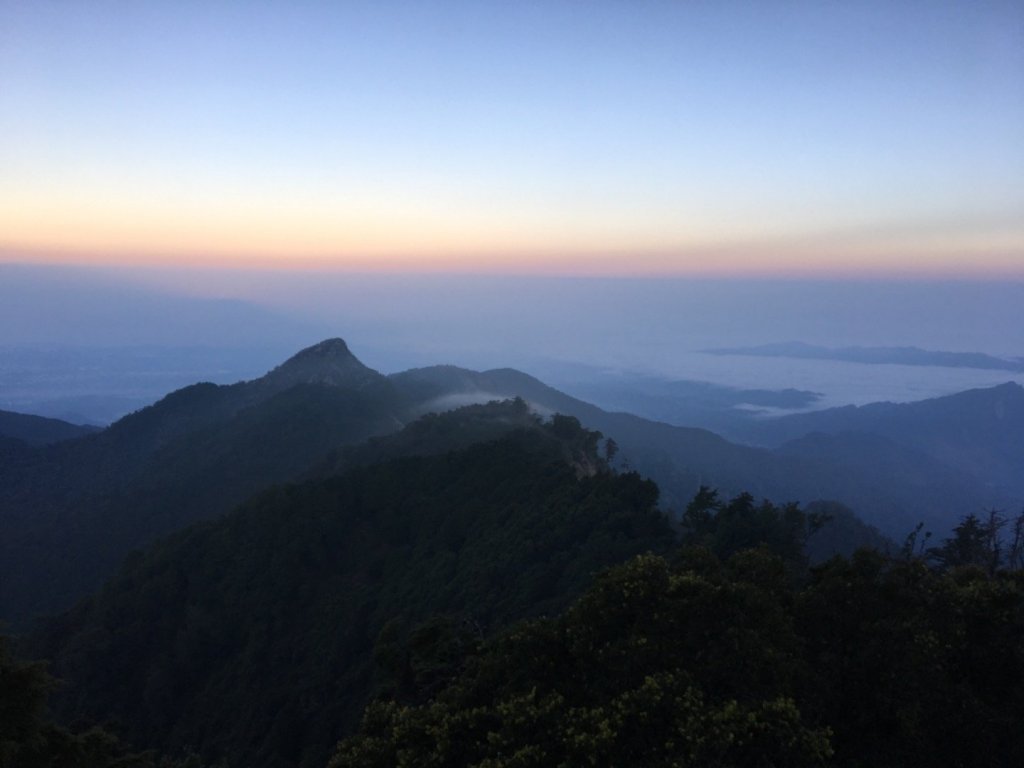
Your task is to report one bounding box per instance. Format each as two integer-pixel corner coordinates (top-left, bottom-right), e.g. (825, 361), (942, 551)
(18, 398), (1023, 767)
(334, 545), (1024, 768)
(0, 637), (206, 768)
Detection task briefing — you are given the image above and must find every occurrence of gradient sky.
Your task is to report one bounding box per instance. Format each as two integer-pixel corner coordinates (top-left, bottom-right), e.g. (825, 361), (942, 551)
(1, 1), (1022, 276)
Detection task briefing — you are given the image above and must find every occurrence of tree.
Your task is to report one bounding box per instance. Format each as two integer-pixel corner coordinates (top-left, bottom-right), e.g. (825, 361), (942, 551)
(603, 437), (618, 465)
(331, 552), (832, 768)
(928, 511), (1008, 573)
(0, 635), (206, 768)
(680, 489), (822, 573)
(1009, 508), (1024, 570)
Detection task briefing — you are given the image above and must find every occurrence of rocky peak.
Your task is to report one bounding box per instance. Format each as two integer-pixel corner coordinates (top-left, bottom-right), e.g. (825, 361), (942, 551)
(259, 338), (385, 391)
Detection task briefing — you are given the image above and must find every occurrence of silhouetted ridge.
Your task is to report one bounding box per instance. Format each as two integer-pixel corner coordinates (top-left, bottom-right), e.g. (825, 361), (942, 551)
(0, 337), (403, 624)
(260, 338), (385, 391)
(0, 409), (98, 446)
(34, 419), (673, 768)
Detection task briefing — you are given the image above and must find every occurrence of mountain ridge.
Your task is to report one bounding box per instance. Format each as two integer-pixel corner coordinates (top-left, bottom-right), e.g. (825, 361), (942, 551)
(33, 412), (674, 768)
(742, 381), (1024, 499)
(390, 363), (1013, 537)
(0, 409), (98, 446)
(0, 340), (403, 623)
(3, 337), (1020, 625)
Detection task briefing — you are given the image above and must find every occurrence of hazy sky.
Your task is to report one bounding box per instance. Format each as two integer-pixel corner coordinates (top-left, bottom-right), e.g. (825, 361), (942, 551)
(1, 1), (1022, 276)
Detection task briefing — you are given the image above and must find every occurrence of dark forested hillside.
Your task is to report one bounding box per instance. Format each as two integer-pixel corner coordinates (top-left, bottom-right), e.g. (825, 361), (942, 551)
(0, 340), (403, 624)
(7, 340), (1019, 768)
(0, 635), (213, 768)
(333, 546), (1024, 768)
(32, 412), (675, 768)
(3, 338), (1016, 629)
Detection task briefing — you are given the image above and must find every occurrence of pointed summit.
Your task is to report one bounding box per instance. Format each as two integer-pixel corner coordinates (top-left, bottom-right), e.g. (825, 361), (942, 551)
(290, 337), (356, 362)
(260, 338), (385, 391)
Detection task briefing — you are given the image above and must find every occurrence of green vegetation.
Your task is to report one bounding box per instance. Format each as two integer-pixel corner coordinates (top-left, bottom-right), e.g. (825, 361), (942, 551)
(0, 379), (401, 623)
(333, 540), (1024, 768)
(4, 339), (1023, 767)
(0, 636), (207, 768)
(10, 395), (1021, 767)
(34, 409), (674, 768)
(926, 508), (1024, 572)
(389, 363), (1021, 540)
(5, 338), (1019, 629)
(679, 485), (827, 570)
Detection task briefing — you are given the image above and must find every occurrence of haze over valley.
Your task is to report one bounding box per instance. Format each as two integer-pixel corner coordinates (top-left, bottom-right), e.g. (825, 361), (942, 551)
(3, 264), (1022, 424)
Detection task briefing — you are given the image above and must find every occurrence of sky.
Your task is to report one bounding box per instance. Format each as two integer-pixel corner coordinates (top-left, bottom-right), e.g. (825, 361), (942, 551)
(1, 0), (1022, 277)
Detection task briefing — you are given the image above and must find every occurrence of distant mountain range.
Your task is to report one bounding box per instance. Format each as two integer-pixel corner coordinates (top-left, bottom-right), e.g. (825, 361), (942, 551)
(4, 336), (1022, 768)
(738, 381), (1024, 499)
(705, 341), (1024, 372)
(2, 338), (1021, 629)
(0, 409), (98, 445)
(0, 264), (321, 348)
(387, 363), (1016, 539)
(0, 344), (301, 425)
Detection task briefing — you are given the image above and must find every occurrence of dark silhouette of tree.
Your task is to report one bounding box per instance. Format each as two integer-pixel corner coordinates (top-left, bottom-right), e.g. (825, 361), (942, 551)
(603, 436), (618, 465)
(0, 636), (206, 768)
(680, 487), (824, 572)
(331, 551), (833, 768)
(1009, 508), (1024, 570)
(334, 535), (1024, 768)
(901, 521), (933, 560)
(928, 510), (1017, 573)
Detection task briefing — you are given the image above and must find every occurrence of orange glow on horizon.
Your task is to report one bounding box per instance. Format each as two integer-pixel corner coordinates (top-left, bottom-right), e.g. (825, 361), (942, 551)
(3, 189), (1021, 279)
(5, 177), (1022, 281)
(2, 235), (1022, 281)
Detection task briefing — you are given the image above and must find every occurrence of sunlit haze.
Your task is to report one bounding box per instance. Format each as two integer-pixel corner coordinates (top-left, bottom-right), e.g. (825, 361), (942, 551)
(2, 1), (1022, 275)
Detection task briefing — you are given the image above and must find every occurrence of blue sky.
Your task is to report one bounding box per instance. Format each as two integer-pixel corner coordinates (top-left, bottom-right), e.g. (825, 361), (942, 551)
(1, 1), (1021, 274)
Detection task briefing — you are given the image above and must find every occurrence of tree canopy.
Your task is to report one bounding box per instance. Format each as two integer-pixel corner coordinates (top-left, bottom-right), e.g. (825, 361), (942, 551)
(334, 540), (1024, 767)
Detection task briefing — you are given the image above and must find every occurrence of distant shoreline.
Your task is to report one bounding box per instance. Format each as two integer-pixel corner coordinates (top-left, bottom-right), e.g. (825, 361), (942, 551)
(703, 342), (1024, 373)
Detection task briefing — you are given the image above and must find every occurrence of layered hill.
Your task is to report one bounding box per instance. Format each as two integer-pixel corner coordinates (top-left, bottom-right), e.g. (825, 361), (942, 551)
(0, 409), (98, 446)
(390, 365), (1009, 539)
(2, 338), (1012, 625)
(738, 381), (1024, 499)
(33, 407), (674, 768)
(0, 339), (403, 623)
(9, 339), (1020, 768)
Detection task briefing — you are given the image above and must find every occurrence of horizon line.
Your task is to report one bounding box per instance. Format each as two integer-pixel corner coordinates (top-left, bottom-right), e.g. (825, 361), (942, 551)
(3, 248), (1024, 283)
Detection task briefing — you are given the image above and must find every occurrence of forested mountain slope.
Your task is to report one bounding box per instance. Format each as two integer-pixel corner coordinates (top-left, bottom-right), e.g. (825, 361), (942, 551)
(0, 340), (403, 623)
(2, 338), (1010, 625)
(739, 381), (1024, 498)
(391, 365), (1008, 539)
(11, 344), (1017, 768)
(333, 545), (1024, 768)
(33, 411), (674, 768)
